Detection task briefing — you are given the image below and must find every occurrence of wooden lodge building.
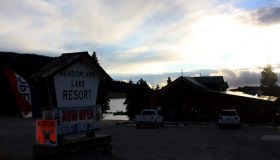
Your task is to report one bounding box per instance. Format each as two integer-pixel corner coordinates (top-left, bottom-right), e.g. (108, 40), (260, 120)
(152, 76), (277, 122)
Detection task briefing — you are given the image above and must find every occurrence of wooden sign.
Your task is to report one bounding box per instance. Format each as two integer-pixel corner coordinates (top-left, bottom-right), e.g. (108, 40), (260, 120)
(53, 61), (99, 108)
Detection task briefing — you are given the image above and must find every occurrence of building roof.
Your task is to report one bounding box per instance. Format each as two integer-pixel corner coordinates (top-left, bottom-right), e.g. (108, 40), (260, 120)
(190, 76), (224, 84)
(183, 77), (210, 90)
(155, 76), (210, 95)
(29, 51), (112, 81)
(156, 76), (277, 102)
(188, 76), (228, 91)
(158, 76), (226, 94)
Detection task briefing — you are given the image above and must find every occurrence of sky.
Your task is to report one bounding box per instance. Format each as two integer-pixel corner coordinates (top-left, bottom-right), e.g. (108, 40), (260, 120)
(1, 0), (280, 88)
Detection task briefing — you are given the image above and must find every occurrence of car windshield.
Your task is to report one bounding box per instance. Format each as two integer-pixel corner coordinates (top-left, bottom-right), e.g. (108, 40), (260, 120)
(142, 111), (156, 115)
(220, 110), (237, 116)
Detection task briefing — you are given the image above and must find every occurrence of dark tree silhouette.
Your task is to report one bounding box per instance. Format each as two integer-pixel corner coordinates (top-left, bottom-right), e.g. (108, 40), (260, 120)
(124, 79), (154, 120)
(91, 51), (99, 65)
(97, 80), (110, 112)
(155, 84), (160, 91)
(90, 52), (110, 112)
(260, 65), (278, 96)
(167, 77), (172, 85)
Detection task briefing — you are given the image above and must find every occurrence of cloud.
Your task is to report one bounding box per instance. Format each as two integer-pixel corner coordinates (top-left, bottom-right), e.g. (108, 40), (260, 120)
(1, 0), (280, 76)
(101, 2), (280, 74)
(0, 0), (169, 53)
(254, 7), (280, 25)
(114, 46), (151, 59)
(61, 1), (159, 44)
(209, 69), (262, 88)
(0, 0), (62, 52)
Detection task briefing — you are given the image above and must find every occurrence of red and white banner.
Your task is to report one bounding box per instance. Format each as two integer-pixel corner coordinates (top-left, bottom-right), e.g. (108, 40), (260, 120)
(4, 67), (32, 118)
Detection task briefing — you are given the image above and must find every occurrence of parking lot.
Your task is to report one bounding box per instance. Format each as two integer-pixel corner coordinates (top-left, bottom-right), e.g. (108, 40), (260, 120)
(98, 121), (280, 160)
(1, 117), (280, 160)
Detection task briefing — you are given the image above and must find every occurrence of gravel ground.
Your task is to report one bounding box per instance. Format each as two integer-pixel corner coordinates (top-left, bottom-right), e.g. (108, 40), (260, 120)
(1, 117), (280, 160)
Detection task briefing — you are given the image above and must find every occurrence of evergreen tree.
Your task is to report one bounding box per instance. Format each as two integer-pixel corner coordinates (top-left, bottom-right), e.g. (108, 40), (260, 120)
(167, 77), (172, 85)
(97, 80), (110, 112)
(91, 51), (99, 65)
(155, 85), (160, 91)
(125, 79), (154, 120)
(91, 51), (110, 112)
(260, 65), (278, 96)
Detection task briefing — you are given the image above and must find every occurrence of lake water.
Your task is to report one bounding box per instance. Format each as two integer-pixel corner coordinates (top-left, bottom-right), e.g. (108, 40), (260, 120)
(103, 98), (129, 120)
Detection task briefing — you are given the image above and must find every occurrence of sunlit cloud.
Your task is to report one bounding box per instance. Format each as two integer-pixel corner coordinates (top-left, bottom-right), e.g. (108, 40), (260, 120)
(100, 1), (280, 74)
(1, 0), (280, 86)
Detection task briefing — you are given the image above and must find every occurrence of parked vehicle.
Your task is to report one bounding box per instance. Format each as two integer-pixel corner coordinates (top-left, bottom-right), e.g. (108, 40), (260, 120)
(218, 109), (240, 128)
(135, 109), (163, 128)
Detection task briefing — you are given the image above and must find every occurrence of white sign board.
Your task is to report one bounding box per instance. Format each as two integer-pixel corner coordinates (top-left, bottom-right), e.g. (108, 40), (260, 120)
(54, 61), (99, 108)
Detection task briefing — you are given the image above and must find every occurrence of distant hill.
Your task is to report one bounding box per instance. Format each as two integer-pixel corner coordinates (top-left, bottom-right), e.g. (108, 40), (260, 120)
(0, 52), (54, 78)
(108, 91), (126, 99)
(109, 80), (131, 93)
(0, 52), (56, 116)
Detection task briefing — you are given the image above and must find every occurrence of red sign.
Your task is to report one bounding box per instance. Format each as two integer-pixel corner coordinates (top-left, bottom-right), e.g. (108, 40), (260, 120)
(36, 120), (57, 145)
(56, 106), (101, 135)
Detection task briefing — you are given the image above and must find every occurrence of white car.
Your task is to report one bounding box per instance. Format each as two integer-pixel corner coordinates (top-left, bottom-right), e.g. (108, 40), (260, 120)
(135, 109), (163, 128)
(218, 109), (240, 128)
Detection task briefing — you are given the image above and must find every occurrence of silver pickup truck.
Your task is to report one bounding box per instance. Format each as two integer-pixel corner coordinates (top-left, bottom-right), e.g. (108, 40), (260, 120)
(135, 109), (163, 128)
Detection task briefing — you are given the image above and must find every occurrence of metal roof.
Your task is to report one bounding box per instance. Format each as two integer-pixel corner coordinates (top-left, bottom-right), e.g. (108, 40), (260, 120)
(225, 91), (278, 102)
